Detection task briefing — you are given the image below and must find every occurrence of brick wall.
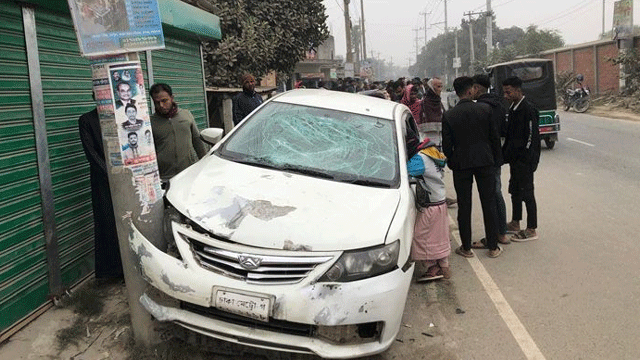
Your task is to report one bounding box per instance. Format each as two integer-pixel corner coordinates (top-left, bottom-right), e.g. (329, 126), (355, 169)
(597, 43), (619, 93)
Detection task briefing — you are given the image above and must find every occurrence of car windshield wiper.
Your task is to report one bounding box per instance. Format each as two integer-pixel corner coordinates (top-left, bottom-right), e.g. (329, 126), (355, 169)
(233, 155), (279, 169)
(340, 178), (392, 188)
(279, 164), (335, 180)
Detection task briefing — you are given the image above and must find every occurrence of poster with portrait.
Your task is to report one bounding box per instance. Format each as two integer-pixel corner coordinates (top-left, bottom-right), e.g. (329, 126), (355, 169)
(108, 62), (155, 167)
(91, 57), (162, 206)
(68, 0), (165, 56)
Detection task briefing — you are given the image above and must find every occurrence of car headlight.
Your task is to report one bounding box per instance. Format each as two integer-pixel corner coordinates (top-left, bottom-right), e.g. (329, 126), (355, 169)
(319, 240), (400, 282)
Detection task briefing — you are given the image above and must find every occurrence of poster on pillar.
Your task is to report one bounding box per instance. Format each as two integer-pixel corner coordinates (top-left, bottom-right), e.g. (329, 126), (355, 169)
(91, 58), (162, 210)
(67, 0), (165, 56)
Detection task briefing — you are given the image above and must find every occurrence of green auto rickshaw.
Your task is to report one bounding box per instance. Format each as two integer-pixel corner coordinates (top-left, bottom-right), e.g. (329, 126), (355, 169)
(486, 58), (560, 149)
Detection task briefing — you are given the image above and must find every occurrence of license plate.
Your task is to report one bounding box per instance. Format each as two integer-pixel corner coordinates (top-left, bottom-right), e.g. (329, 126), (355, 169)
(214, 289), (271, 322)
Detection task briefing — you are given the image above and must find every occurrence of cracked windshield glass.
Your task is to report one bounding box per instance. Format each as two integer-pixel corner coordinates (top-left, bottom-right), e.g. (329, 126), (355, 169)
(219, 102), (399, 185)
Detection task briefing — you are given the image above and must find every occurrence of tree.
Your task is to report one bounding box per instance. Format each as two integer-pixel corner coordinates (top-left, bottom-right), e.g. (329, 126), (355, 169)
(409, 21), (564, 81)
(201, 0), (329, 86)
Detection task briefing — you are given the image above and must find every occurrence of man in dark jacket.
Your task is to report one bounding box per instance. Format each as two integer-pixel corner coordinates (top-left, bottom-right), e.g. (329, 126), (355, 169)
(502, 76), (540, 242)
(78, 108), (124, 279)
(232, 74), (263, 125)
(442, 76), (503, 258)
(473, 74), (510, 245)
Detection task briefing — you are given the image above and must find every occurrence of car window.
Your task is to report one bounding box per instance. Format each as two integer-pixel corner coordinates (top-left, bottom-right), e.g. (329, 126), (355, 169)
(218, 102), (399, 187)
(510, 66), (544, 81)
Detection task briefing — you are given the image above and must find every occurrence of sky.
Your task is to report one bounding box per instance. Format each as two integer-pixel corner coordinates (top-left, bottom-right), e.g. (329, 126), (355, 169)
(322, 0), (638, 67)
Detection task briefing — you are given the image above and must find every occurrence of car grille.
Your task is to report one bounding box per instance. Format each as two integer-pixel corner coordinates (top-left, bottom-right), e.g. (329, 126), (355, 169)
(180, 234), (334, 285)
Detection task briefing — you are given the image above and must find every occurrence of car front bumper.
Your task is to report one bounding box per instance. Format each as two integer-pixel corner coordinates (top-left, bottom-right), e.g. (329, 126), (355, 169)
(128, 222), (414, 359)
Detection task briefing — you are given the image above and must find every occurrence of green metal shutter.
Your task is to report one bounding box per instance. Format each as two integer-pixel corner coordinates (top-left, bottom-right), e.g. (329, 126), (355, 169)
(0, 1), (50, 334)
(151, 32), (207, 129)
(34, 11), (94, 286)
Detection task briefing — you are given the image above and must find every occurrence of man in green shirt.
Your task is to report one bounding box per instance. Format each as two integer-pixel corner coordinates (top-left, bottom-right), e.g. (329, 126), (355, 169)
(149, 83), (207, 179)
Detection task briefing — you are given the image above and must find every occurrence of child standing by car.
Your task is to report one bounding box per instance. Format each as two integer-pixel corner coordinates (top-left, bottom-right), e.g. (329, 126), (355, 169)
(407, 134), (451, 281)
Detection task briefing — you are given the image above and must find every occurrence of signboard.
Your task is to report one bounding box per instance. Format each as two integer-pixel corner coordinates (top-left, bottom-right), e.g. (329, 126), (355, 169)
(344, 62), (355, 78)
(613, 0), (633, 39)
(453, 57), (461, 69)
(330, 68), (337, 79)
(68, 0), (165, 56)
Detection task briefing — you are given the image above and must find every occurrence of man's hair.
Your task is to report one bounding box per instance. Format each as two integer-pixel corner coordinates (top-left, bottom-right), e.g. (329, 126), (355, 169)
(116, 81), (130, 91)
(453, 76), (474, 96)
(393, 79), (404, 90)
(128, 131), (137, 138)
(125, 103), (137, 112)
(502, 76), (523, 88)
(150, 83), (173, 97)
(472, 74), (491, 89)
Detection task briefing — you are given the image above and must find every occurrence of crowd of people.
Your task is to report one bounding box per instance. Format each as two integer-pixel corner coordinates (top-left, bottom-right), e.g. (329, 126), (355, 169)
(341, 74), (540, 282)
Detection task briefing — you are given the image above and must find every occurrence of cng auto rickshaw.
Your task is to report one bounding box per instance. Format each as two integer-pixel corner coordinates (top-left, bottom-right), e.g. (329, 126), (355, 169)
(486, 58), (560, 149)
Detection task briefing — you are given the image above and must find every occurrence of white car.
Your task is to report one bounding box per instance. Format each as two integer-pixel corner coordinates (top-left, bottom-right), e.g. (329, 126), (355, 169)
(132, 89), (418, 358)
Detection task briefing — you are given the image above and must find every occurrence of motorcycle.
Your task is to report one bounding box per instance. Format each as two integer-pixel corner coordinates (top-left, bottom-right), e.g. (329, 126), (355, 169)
(563, 75), (590, 113)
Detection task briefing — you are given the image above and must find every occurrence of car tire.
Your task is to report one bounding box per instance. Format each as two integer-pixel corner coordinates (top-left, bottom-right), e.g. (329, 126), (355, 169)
(544, 138), (555, 149)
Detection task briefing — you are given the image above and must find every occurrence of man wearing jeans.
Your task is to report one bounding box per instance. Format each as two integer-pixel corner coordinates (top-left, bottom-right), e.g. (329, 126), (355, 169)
(502, 76), (540, 241)
(473, 74), (510, 245)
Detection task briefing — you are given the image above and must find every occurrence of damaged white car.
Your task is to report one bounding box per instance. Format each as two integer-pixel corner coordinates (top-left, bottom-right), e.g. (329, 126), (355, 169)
(133, 89), (418, 358)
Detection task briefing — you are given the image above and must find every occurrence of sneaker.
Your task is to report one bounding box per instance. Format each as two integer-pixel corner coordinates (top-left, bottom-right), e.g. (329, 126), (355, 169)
(488, 246), (503, 258)
(498, 234), (511, 244)
(506, 220), (520, 234)
(511, 229), (538, 242)
(455, 246), (474, 258)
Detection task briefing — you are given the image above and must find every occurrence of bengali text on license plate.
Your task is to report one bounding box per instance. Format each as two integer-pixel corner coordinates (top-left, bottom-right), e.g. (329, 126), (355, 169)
(215, 290), (270, 322)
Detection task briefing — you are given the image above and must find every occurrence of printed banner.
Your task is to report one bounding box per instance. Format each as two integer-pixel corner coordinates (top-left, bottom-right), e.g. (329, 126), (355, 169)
(91, 58), (162, 207)
(68, 0), (165, 56)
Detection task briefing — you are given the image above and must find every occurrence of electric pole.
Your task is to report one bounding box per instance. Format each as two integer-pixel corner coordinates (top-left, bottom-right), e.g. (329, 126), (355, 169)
(413, 27), (421, 64)
(464, 11), (484, 75)
(454, 28), (459, 78)
(420, 11), (431, 49)
(602, 0), (605, 36)
(344, 0), (353, 63)
(361, 0), (367, 60)
(486, 0), (493, 54)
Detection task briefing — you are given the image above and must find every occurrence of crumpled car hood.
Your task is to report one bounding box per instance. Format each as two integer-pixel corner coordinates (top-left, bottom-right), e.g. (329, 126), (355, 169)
(166, 154), (400, 251)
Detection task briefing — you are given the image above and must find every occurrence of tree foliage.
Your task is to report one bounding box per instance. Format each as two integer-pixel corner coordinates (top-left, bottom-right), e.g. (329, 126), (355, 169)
(608, 49), (640, 95)
(200, 0), (329, 87)
(409, 19), (564, 80)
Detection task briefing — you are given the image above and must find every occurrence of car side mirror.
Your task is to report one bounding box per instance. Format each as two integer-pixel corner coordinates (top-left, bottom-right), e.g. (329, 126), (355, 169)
(200, 128), (224, 145)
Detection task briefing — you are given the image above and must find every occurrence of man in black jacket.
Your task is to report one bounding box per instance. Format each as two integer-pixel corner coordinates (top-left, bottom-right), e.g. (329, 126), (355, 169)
(232, 74), (263, 125)
(473, 74), (510, 245)
(442, 76), (503, 258)
(502, 76), (540, 242)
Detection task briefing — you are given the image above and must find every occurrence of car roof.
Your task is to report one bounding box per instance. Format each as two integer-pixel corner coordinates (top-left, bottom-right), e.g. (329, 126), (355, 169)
(272, 89), (400, 120)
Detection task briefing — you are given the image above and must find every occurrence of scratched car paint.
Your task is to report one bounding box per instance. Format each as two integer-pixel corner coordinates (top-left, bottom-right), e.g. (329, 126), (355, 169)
(130, 89), (418, 359)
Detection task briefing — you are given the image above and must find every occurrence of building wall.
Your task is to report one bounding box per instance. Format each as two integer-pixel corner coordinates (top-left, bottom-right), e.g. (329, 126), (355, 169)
(541, 39), (640, 94)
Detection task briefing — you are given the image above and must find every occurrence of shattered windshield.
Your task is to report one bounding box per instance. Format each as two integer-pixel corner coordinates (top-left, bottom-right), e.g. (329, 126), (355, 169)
(218, 102), (399, 187)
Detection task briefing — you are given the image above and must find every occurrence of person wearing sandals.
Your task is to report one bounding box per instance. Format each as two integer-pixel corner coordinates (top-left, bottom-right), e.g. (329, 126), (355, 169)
(442, 76), (503, 258)
(406, 130), (451, 281)
(502, 76), (540, 242)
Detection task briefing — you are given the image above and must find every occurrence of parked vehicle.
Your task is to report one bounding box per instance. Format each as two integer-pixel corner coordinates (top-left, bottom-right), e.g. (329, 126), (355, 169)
(562, 74), (591, 113)
(486, 58), (561, 149)
(131, 89), (417, 358)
